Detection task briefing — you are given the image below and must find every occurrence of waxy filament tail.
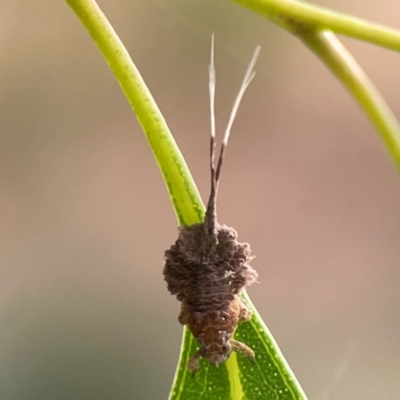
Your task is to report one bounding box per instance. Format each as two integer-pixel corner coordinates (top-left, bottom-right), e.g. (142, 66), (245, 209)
(206, 36), (260, 236)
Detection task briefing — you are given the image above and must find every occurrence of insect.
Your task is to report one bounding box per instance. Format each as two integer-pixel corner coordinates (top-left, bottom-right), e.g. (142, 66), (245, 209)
(163, 36), (260, 374)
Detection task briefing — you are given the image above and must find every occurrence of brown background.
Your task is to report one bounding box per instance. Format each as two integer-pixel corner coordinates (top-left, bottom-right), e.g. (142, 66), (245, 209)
(1, 1), (400, 399)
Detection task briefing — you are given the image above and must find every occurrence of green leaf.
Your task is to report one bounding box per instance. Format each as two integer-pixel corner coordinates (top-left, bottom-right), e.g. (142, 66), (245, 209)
(170, 293), (305, 400)
(66, 0), (307, 398)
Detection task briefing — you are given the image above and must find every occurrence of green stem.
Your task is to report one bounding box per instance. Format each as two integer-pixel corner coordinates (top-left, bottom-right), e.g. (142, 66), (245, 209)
(301, 30), (400, 170)
(66, 0), (204, 227)
(231, 0), (400, 172)
(232, 0), (400, 52)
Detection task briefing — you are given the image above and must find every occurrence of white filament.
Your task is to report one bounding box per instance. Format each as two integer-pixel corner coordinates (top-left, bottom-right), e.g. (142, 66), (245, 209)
(208, 33), (216, 142)
(223, 46), (261, 145)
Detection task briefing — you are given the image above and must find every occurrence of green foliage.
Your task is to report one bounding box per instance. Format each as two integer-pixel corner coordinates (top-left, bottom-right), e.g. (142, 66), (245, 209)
(66, 0), (400, 399)
(170, 293), (305, 400)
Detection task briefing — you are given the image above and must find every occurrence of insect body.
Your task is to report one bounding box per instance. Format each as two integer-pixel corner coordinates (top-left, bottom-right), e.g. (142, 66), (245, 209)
(164, 37), (260, 373)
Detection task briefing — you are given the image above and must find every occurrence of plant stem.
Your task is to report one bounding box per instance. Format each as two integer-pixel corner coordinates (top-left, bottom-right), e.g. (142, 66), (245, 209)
(232, 0), (400, 52)
(232, 0), (400, 172)
(66, 0), (204, 226)
(301, 30), (400, 170)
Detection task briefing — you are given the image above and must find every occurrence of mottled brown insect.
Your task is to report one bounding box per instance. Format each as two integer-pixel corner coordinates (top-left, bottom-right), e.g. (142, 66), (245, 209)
(164, 37), (260, 374)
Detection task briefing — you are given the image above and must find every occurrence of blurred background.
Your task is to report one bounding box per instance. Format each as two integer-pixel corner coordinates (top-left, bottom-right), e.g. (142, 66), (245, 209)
(1, 0), (400, 399)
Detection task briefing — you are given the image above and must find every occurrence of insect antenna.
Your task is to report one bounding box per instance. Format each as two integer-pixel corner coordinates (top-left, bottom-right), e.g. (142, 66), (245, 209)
(205, 36), (261, 238)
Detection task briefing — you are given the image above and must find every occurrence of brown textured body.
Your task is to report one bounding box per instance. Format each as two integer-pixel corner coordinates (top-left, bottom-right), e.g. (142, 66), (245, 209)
(164, 222), (258, 371)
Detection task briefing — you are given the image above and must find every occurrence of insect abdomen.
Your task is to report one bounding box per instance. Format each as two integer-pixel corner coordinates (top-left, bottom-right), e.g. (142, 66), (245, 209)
(164, 222), (257, 369)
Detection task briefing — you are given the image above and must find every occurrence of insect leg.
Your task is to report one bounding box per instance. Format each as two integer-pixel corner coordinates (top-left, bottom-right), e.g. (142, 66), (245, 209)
(231, 339), (255, 364)
(187, 349), (203, 376)
(238, 297), (252, 322)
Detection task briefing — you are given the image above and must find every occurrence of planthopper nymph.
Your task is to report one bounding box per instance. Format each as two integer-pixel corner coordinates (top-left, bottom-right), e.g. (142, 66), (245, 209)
(163, 36), (260, 374)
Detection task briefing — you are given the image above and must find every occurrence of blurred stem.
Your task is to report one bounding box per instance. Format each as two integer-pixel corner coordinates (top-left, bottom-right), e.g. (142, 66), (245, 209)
(301, 31), (400, 171)
(66, 0), (204, 226)
(232, 0), (400, 172)
(232, 0), (400, 52)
